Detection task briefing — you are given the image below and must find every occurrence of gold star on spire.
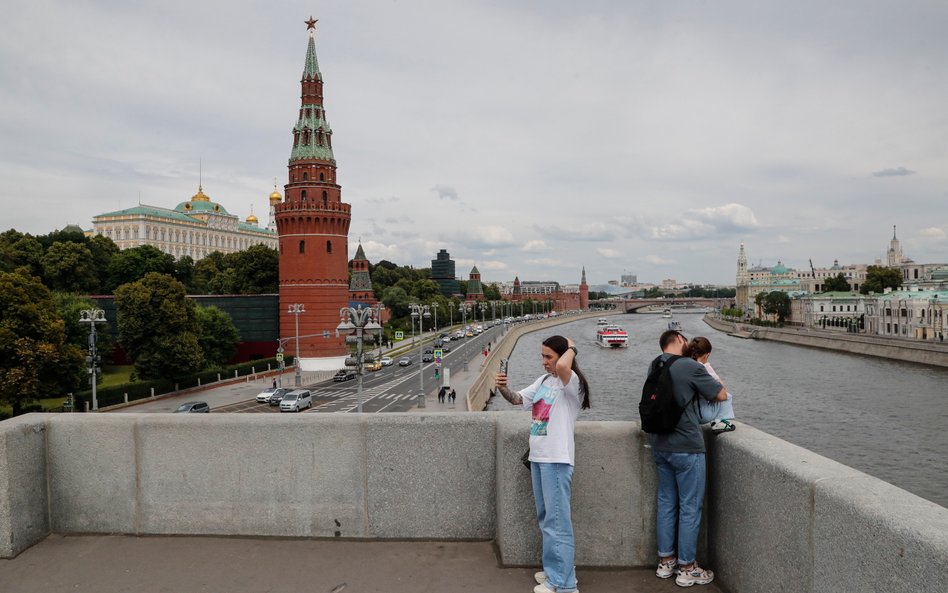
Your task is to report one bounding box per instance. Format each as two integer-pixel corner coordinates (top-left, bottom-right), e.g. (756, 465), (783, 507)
(305, 16), (318, 31)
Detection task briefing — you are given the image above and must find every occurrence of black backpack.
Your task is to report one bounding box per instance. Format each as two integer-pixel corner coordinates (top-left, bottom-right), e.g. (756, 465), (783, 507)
(639, 354), (689, 434)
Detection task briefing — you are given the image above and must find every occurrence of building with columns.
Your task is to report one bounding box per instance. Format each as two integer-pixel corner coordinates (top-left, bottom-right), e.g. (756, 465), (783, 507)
(91, 185), (277, 259)
(274, 19), (351, 368)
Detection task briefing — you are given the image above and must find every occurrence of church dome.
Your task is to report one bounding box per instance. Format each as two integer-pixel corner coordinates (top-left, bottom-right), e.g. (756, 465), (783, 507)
(246, 213), (259, 224)
(269, 188), (283, 204)
(191, 185), (211, 202)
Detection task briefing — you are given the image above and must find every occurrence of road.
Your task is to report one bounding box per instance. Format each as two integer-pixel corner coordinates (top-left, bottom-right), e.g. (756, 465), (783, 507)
(113, 324), (502, 414)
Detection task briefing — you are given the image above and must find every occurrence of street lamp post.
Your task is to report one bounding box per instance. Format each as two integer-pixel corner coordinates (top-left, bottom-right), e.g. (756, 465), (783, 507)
(459, 302), (471, 327)
(79, 308), (106, 411)
(410, 304), (431, 408)
(337, 306), (383, 413)
(288, 304), (305, 386)
(448, 301), (454, 329)
(431, 302), (439, 332)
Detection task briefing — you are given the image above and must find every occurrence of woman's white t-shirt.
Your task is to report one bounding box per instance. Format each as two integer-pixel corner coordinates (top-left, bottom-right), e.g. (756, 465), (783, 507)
(520, 371), (581, 466)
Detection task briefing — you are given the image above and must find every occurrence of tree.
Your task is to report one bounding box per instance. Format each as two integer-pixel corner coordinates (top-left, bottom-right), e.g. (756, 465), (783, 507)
(762, 291), (791, 323)
(861, 265), (903, 295)
(754, 291), (767, 318)
(231, 244), (279, 293)
(194, 305), (240, 368)
(0, 231), (44, 276)
(0, 268), (85, 415)
(823, 273), (851, 293)
(114, 272), (204, 380)
(41, 241), (97, 293)
(107, 245), (175, 291)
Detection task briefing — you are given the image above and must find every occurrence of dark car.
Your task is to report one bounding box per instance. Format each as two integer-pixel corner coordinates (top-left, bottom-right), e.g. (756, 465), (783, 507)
(333, 369), (357, 382)
(440, 344), (452, 353)
(268, 389), (288, 406)
(174, 401), (210, 413)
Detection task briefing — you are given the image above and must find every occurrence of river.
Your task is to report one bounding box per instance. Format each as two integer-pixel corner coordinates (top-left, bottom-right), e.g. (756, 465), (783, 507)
(486, 313), (948, 509)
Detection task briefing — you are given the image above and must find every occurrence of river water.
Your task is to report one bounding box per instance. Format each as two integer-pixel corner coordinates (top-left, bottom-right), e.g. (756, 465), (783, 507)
(486, 313), (948, 509)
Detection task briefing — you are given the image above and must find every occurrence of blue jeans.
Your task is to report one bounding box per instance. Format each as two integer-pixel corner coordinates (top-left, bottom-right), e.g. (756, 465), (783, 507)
(531, 462), (578, 592)
(652, 451), (706, 565)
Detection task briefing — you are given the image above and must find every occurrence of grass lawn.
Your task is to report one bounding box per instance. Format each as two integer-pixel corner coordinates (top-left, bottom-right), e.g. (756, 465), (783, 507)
(0, 365), (136, 415)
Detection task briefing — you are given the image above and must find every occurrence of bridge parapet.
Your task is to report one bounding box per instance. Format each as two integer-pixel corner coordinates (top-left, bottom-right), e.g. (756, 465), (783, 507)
(1, 413), (945, 593)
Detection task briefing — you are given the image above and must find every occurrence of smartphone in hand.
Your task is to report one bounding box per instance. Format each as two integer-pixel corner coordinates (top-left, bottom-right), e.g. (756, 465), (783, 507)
(499, 358), (509, 375)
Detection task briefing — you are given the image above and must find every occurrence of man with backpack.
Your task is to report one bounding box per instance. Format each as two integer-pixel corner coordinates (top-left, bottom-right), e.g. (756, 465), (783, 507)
(641, 330), (727, 587)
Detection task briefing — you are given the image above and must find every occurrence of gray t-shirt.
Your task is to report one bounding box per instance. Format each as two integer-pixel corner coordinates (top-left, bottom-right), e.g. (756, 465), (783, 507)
(647, 353), (723, 453)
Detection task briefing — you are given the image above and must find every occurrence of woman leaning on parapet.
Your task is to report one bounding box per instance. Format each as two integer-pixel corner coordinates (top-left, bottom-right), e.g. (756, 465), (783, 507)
(495, 335), (590, 593)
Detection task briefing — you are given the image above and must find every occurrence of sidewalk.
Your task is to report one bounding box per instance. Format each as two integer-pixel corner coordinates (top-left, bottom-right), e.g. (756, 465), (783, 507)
(0, 534), (722, 593)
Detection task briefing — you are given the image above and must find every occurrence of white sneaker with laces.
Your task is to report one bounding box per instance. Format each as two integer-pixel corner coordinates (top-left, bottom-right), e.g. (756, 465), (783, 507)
(676, 564), (714, 587)
(533, 583), (578, 593)
(534, 571), (547, 584)
(656, 558), (678, 578)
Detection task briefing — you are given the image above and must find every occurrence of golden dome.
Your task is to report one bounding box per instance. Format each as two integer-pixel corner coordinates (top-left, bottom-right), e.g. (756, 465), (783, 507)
(269, 182), (283, 204)
(246, 213), (259, 224)
(191, 184), (211, 202)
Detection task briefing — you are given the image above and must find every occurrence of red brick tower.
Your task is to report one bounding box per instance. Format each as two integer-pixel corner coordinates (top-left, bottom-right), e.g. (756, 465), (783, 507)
(275, 18), (349, 362)
(580, 267), (589, 310)
(348, 242), (377, 307)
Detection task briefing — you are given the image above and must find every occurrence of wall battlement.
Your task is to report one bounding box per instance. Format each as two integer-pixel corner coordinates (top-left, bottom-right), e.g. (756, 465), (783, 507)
(1, 413), (945, 593)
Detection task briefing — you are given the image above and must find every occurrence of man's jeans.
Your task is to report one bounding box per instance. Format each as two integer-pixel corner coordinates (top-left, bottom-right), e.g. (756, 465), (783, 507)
(652, 451), (706, 565)
(531, 462), (578, 592)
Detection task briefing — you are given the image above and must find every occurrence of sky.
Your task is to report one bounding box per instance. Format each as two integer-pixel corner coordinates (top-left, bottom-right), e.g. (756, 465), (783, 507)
(2, 0), (947, 286)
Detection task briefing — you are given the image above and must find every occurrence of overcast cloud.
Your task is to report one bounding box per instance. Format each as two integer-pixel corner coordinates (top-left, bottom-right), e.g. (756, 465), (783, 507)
(2, 0), (947, 286)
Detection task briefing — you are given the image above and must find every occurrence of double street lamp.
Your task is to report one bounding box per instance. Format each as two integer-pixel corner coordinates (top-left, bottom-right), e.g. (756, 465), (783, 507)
(288, 304), (305, 386)
(337, 306), (383, 413)
(79, 308), (106, 411)
(459, 302), (472, 328)
(410, 303), (431, 408)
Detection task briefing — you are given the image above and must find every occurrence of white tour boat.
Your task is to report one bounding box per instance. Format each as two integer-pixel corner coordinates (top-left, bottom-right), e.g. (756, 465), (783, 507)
(661, 308), (672, 318)
(596, 324), (629, 348)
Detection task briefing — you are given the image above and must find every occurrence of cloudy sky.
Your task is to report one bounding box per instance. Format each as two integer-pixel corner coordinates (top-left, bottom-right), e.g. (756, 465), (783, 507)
(3, 0), (947, 286)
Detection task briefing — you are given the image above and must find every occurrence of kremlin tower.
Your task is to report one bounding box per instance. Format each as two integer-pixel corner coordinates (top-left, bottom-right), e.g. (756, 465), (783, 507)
(579, 267), (589, 310)
(275, 18), (351, 365)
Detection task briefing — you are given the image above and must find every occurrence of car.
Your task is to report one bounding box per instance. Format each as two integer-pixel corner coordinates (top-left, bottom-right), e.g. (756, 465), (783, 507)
(174, 401), (210, 413)
(380, 356), (394, 367)
(333, 369), (356, 382)
(422, 352), (434, 362)
(279, 389), (313, 412)
(365, 360), (382, 372)
(398, 356), (412, 366)
(268, 389), (288, 406)
(434, 339), (443, 348)
(255, 387), (278, 403)
(440, 344), (452, 353)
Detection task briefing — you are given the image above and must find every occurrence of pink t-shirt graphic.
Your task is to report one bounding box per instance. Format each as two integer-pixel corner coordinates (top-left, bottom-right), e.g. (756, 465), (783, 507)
(530, 385), (554, 436)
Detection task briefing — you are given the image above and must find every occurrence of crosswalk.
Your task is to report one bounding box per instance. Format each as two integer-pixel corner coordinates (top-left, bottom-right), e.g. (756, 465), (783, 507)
(308, 389), (419, 413)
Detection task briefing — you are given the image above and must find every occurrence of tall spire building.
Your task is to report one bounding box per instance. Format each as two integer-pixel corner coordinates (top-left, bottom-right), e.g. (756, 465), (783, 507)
(275, 18), (351, 365)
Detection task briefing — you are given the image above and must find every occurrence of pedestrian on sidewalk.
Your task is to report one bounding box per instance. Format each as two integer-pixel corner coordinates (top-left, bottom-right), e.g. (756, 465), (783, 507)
(495, 335), (590, 593)
(438, 386), (447, 404)
(272, 378), (277, 389)
(449, 389), (456, 404)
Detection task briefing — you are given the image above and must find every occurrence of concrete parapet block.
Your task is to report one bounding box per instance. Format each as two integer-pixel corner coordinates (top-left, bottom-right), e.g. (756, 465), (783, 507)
(365, 413), (496, 539)
(0, 415), (49, 558)
(573, 421), (650, 566)
(136, 414), (367, 538)
(812, 476), (948, 593)
(47, 414), (137, 534)
(495, 413), (541, 566)
(705, 424), (865, 593)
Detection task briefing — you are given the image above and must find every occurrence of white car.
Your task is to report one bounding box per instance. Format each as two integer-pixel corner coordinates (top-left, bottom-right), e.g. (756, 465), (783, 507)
(279, 389), (313, 412)
(255, 387), (279, 403)
(380, 356), (394, 367)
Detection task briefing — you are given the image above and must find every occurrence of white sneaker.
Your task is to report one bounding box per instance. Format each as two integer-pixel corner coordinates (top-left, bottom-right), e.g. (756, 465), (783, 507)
(534, 571), (547, 584)
(656, 558), (679, 578)
(710, 419), (736, 433)
(533, 583), (578, 593)
(676, 564), (714, 587)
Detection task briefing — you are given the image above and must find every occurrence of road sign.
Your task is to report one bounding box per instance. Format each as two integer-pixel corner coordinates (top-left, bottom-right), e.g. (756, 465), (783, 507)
(434, 349), (443, 363)
(395, 331), (404, 340)
(276, 353), (284, 362)
(277, 347), (284, 354)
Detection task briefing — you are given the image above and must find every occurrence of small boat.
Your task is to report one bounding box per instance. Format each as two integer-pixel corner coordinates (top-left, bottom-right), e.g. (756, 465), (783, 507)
(597, 318), (609, 326)
(667, 320), (682, 331)
(662, 308), (672, 318)
(596, 324), (629, 348)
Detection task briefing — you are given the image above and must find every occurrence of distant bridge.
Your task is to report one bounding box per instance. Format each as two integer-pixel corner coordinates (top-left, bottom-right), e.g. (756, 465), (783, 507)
(617, 297), (733, 313)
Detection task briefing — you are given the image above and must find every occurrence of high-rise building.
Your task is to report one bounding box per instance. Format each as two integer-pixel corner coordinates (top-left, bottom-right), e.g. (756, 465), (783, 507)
(431, 249), (460, 297)
(275, 18), (351, 366)
(887, 225), (904, 268)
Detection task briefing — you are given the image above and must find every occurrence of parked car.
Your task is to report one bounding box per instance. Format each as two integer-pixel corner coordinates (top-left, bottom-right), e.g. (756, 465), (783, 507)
(255, 387), (279, 403)
(365, 360), (382, 372)
(398, 356), (412, 366)
(174, 401), (210, 413)
(279, 389), (313, 412)
(380, 356), (394, 367)
(333, 369), (356, 382)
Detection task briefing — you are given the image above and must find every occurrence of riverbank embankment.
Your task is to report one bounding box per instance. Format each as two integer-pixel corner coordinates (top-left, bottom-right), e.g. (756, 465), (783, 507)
(703, 314), (948, 368)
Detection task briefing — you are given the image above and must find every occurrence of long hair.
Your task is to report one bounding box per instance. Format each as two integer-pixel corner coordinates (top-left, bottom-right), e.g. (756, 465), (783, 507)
(542, 335), (591, 409)
(689, 336), (713, 360)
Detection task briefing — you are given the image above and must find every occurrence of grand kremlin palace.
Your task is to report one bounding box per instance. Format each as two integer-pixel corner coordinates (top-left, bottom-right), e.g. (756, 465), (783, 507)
(90, 185), (279, 259)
